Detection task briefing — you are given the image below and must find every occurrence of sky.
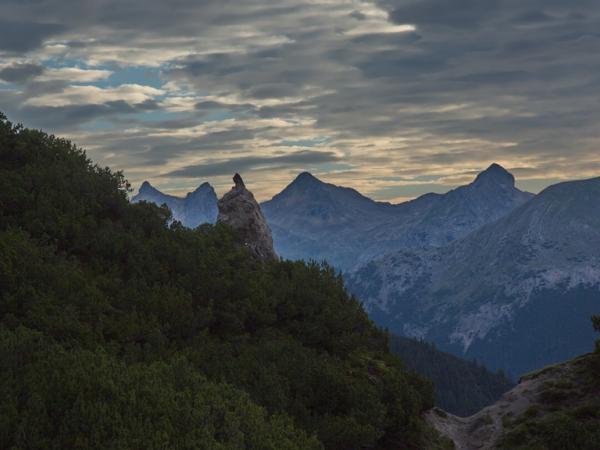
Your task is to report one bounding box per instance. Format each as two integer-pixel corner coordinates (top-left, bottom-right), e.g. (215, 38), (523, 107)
(1, 0), (600, 202)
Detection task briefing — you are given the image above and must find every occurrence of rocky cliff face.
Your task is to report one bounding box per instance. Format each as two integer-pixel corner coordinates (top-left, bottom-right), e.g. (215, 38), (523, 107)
(217, 174), (278, 262)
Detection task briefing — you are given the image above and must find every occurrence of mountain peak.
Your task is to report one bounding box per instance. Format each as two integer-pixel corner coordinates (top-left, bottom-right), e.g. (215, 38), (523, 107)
(292, 171), (321, 186)
(139, 180), (158, 194)
(234, 173), (245, 189)
(189, 181), (214, 195)
(473, 163), (515, 187)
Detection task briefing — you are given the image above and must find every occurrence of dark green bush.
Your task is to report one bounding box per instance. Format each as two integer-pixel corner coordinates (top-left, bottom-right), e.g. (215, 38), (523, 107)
(0, 112), (434, 449)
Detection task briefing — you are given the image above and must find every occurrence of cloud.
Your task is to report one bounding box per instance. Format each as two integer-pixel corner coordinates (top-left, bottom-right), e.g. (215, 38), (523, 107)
(24, 84), (164, 107)
(1, 0), (600, 200)
(37, 67), (113, 83)
(0, 63), (45, 83)
(166, 150), (342, 178)
(0, 21), (65, 53)
(385, 0), (502, 29)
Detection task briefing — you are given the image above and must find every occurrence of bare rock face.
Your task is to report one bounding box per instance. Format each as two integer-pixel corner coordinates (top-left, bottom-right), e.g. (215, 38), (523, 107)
(217, 174), (278, 261)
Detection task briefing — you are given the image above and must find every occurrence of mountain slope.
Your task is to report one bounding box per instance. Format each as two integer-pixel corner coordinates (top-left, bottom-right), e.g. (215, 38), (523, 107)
(347, 177), (600, 376)
(0, 112), (442, 450)
(261, 172), (398, 268)
(262, 164), (532, 270)
(426, 348), (600, 450)
(132, 180), (218, 227)
(390, 336), (514, 416)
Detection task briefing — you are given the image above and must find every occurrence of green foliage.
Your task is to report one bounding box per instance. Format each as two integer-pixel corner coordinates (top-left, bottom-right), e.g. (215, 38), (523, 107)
(0, 327), (320, 450)
(0, 113), (434, 449)
(499, 351), (600, 450)
(499, 411), (600, 450)
(389, 335), (514, 416)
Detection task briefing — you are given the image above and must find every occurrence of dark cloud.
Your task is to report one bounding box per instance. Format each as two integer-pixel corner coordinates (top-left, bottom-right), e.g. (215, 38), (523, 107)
(195, 101), (257, 115)
(139, 129), (260, 166)
(386, 0), (503, 29)
(514, 10), (556, 24)
(0, 63), (44, 83)
(17, 100), (158, 130)
(349, 10), (367, 21)
(0, 21), (65, 53)
(167, 150), (341, 177)
(358, 52), (448, 78)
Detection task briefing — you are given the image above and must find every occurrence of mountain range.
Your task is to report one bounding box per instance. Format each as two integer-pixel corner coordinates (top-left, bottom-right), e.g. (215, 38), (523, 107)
(134, 163), (532, 270)
(346, 177), (600, 376)
(262, 164), (532, 269)
(132, 166), (599, 376)
(132, 180), (217, 227)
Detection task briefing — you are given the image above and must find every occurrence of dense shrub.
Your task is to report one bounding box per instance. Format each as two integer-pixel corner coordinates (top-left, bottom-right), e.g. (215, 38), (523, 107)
(0, 113), (435, 449)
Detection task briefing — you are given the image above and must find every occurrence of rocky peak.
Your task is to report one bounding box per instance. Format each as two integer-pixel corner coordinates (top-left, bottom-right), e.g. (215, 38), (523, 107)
(295, 171), (318, 183)
(285, 171), (323, 191)
(233, 173), (245, 189)
(139, 180), (158, 194)
(473, 163), (515, 188)
(217, 174), (278, 262)
(187, 182), (216, 198)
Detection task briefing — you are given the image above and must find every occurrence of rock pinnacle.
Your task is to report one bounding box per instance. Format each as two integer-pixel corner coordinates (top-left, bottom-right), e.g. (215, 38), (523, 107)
(217, 174), (278, 262)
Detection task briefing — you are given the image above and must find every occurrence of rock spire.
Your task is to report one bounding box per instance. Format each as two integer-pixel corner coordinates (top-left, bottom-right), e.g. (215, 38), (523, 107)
(217, 174), (278, 261)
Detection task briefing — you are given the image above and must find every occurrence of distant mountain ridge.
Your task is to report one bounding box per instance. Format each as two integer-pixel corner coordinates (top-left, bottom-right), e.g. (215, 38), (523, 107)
(346, 176), (600, 376)
(132, 165), (532, 269)
(261, 172), (398, 269)
(262, 164), (533, 269)
(132, 180), (218, 228)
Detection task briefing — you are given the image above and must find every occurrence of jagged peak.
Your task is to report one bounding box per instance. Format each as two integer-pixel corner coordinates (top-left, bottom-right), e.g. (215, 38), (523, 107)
(473, 163), (515, 187)
(218, 174), (277, 261)
(139, 180), (159, 194)
(267, 172), (324, 201)
(291, 171), (322, 186)
(234, 173), (245, 189)
(189, 181), (215, 196)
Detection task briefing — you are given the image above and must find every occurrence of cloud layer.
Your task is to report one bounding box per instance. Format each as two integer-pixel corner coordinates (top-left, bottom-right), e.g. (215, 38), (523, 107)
(1, 0), (599, 200)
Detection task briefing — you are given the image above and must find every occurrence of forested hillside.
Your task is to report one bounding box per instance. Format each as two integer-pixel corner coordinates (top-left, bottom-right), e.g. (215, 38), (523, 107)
(390, 336), (514, 416)
(0, 113), (446, 449)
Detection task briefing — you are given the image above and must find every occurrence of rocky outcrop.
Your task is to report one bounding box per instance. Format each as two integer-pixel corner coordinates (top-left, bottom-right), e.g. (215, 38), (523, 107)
(425, 353), (599, 449)
(217, 174), (278, 261)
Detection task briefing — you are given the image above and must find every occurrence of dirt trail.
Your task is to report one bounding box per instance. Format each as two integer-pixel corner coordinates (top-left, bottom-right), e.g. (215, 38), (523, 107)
(425, 361), (573, 449)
